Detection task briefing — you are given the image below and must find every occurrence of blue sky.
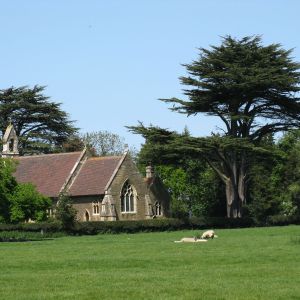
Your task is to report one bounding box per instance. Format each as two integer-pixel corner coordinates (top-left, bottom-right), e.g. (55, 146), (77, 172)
(1, 0), (300, 148)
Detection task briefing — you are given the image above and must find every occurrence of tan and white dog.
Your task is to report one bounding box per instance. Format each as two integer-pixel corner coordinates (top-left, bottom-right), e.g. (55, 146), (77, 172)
(201, 230), (217, 239)
(174, 230), (218, 243)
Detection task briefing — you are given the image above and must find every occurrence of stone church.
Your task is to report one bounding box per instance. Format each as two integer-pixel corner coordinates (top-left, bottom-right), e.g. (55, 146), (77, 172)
(1, 123), (170, 221)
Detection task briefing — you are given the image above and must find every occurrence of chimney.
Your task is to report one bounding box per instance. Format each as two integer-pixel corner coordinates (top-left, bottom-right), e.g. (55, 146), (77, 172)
(146, 165), (154, 179)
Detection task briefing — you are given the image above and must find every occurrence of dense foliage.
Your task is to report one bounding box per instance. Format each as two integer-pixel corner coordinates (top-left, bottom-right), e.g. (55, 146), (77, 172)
(247, 131), (300, 223)
(138, 129), (300, 223)
(0, 85), (77, 154)
(129, 36), (300, 218)
(0, 158), (51, 223)
(55, 193), (77, 231)
(154, 161), (226, 218)
(0, 159), (18, 223)
(9, 183), (51, 223)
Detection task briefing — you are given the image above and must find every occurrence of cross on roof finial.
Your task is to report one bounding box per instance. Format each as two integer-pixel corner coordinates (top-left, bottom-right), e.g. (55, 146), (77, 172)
(8, 117), (12, 125)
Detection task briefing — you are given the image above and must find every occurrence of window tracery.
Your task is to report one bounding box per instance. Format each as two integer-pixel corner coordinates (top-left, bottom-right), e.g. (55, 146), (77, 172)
(121, 181), (136, 213)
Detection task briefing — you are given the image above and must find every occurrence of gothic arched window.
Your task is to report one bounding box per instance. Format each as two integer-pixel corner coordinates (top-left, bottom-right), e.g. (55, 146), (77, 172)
(93, 202), (100, 215)
(121, 181), (136, 213)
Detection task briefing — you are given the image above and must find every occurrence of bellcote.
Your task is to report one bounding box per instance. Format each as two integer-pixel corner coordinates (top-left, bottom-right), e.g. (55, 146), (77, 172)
(146, 165), (154, 179)
(2, 121), (19, 158)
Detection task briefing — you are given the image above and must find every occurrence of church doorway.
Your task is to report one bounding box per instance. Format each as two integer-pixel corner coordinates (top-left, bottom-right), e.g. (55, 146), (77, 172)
(85, 210), (90, 221)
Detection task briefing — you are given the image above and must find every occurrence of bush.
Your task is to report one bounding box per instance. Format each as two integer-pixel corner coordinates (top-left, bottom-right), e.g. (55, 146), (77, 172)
(9, 183), (51, 223)
(266, 214), (300, 226)
(188, 216), (254, 229)
(55, 194), (77, 231)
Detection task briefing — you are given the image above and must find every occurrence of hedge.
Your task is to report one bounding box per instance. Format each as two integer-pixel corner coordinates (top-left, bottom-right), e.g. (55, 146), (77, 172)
(0, 217), (254, 235)
(0, 221), (63, 233)
(0, 215), (299, 237)
(0, 230), (64, 242)
(72, 218), (186, 235)
(266, 214), (300, 226)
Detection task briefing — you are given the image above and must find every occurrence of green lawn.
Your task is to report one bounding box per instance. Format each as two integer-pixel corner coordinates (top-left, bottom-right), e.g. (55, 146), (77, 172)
(0, 226), (300, 300)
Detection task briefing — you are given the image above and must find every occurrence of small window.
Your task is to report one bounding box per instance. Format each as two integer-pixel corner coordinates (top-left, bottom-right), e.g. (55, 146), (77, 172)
(9, 139), (14, 152)
(93, 202), (100, 215)
(121, 181), (136, 213)
(155, 202), (162, 216)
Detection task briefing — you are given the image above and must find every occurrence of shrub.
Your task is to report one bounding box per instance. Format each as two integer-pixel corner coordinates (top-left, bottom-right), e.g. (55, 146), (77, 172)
(55, 193), (77, 231)
(266, 214), (300, 226)
(9, 183), (51, 223)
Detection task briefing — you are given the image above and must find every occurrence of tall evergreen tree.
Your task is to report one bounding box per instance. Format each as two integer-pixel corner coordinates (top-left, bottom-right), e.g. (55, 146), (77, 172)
(0, 85), (77, 154)
(129, 36), (300, 218)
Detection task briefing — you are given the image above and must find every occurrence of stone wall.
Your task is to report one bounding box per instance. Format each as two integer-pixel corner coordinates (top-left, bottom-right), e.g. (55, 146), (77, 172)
(72, 195), (103, 221)
(148, 177), (171, 218)
(109, 154), (149, 220)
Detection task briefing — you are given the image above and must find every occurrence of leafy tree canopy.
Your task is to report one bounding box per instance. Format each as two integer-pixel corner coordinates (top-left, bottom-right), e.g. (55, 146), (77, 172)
(0, 158), (51, 223)
(164, 35), (300, 140)
(0, 85), (77, 154)
(82, 131), (126, 156)
(9, 183), (51, 223)
(62, 131), (137, 157)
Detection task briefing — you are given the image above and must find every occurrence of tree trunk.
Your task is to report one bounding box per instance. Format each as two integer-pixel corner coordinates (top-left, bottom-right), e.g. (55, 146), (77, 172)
(205, 152), (248, 218)
(225, 179), (242, 218)
(225, 160), (247, 218)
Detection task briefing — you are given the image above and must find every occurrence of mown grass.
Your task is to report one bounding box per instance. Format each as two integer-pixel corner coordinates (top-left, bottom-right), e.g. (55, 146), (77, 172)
(0, 226), (300, 300)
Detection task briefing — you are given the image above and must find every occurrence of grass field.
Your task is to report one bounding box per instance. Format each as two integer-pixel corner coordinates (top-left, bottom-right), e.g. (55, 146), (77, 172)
(0, 226), (300, 300)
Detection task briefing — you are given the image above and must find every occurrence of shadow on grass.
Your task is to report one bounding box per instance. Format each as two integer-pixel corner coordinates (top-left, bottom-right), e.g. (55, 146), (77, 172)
(0, 238), (55, 242)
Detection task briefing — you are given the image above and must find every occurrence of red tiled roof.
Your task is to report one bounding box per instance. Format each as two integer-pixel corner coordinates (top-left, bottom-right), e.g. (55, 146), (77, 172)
(69, 156), (122, 196)
(14, 152), (83, 197)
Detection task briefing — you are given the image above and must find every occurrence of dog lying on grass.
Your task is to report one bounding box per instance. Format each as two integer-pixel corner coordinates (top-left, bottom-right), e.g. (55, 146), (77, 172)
(174, 237), (207, 243)
(174, 230), (217, 243)
(201, 230), (218, 239)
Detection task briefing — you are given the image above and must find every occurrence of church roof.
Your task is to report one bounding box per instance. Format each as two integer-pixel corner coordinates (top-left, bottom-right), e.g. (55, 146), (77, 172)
(13, 151), (123, 198)
(14, 152), (83, 197)
(69, 156), (122, 196)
